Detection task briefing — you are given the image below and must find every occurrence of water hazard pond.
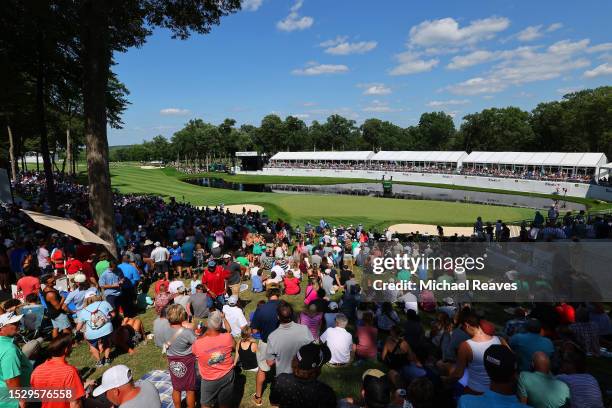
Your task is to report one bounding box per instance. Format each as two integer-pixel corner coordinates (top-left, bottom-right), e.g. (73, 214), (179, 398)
(183, 177), (586, 211)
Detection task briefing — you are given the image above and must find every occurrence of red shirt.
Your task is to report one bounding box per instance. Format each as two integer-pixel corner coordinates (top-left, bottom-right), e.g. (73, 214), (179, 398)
(51, 249), (64, 269)
(16, 276), (41, 297)
(283, 277), (300, 295)
(64, 259), (83, 275)
(154, 279), (170, 295)
(30, 357), (85, 408)
(193, 333), (234, 380)
(556, 303), (576, 324)
(81, 261), (97, 282)
(202, 266), (229, 296)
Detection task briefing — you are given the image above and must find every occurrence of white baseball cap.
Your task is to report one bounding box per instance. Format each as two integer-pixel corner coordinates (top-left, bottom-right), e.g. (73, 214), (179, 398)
(74, 273), (87, 283)
(0, 312), (23, 328)
(222, 254), (231, 259)
(228, 295), (239, 305)
(173, 241), (179, 246)
(93, 365), (133, 397)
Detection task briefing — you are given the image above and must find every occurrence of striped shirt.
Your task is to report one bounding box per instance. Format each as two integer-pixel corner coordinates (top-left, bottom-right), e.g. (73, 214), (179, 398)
(30, 357), (85, 408)
(556, 373), (604, 408)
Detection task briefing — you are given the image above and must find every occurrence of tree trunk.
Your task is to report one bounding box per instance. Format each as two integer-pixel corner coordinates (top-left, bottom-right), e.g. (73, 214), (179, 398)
(81, 0), (116, 256)
(7, 124), (17, 181)
(36, 152), (40, 172)
(66, 127), (73, 175)
(36, 30), (57, 212)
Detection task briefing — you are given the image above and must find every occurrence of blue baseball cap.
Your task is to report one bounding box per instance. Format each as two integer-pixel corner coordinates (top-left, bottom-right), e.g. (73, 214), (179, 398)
(207, 260), (216, 268)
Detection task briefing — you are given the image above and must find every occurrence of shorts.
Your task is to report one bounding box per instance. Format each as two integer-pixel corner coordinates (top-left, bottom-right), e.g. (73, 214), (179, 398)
(51, 313), (71, 331)
(255, 340), (270, 372)
(155, 261), (169, 274)
(171, 260), (183, 268)
(168, 354), (197, 391)
(182, 260), (194, 267)
(201, 369), (234, 407)
(87, 333), (111, 348)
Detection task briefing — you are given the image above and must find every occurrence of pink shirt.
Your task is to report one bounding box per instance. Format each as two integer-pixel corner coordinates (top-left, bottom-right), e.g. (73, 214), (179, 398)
(356, 325), (378, 358)
(304, 285), (318, 305)
(299, 312), (323, 340)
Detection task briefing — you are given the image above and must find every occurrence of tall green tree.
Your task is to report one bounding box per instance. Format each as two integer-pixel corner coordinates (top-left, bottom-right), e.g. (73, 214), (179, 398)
(417, 112), (456, 150)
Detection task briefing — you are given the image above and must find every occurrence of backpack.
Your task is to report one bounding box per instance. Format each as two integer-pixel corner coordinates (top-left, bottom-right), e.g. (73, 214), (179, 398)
(87, 302), (109, 330)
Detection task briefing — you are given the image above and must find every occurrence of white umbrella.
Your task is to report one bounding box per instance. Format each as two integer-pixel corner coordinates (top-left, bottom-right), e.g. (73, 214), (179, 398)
(20, 209), (111, 246)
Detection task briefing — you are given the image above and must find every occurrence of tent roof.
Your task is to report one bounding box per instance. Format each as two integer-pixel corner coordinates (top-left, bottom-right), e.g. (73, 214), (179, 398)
(370, 151), (467, 162)
(462, 151), (607, 167)
(269, 151), (374, 161)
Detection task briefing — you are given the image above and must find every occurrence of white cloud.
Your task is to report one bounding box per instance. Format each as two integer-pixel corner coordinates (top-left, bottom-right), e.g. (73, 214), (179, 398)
(362, 100), (402, 113)
(546, 23), (563, 32)
(160, 108), (190, 116)
(583, 63), (612, 78)
(427, 99), (469, 107)
(446, 39), (592, 95)
(557, 86), (584, 94)
(291, 63), (349, 75)
(241, 0), (263, 11)
(359, 83), (392, 95)
(447, 50), (497, 69)
(587, 42), (612, 53)
(516, 25), (543, 42)
(390, 52), (439, 75)
(408, 16), (510, 47)
(319, 36), (349, 48)
(324, 41), (377, 55)
(292, 113), (310, 119)
(277, 0), (313, 32)
(447, 77), (506, 95)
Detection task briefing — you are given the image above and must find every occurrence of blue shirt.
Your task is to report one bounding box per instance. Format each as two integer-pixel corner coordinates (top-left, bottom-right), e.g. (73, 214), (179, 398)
(251, 275), (263, 292)
(99, 270), (121, 297)
(251, 300), (280, 342)
(458, 390), (528, 408)
(64, 288), (97, 311)
(118, 262), (140, 286)
(182, 241), (195, 262)
(169, 247), (182, 262)
(509, 332), (554, 372)
(77, 300), (114, 340)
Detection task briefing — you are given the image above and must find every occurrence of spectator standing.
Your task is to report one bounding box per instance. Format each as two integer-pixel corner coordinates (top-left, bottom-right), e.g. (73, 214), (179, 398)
(30, 333), (86, 408)
(192, 311), (235, 408)
(76, 293), (114, 367)
(0, 312), (32, 408)
(201, 261), (230, 309)
(150, 242), (170, 280)
(98, 260), (122, 309)
(162, 304), (197, 408)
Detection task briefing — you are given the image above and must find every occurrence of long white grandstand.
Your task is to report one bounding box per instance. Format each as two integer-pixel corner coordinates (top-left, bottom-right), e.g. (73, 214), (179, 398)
(244, 150), (612, 201)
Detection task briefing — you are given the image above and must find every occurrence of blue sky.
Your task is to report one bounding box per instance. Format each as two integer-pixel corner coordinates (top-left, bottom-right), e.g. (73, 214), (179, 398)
(108, 0), (612, 145)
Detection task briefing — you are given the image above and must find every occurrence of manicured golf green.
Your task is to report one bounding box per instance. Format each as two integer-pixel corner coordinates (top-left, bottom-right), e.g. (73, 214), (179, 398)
(109, 165), (535, 228)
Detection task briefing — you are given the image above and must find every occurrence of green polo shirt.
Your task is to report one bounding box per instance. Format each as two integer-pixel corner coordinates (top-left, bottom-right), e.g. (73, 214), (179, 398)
(0, 336), (33, 407)
(236, 256), (249, 268)
(517, 371), (570, 408)
(95, 260), (110, 277)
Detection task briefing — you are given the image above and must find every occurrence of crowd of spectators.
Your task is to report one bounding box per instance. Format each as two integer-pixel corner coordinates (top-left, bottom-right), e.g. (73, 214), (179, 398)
(0, 171), (611, 408)
(264, 161), (599, 184)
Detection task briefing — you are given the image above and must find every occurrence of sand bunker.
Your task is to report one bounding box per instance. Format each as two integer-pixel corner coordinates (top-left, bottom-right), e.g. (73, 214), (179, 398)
(388, 223), (474, 236)
(140, 165), (164, 169)
(197, 204), (264, 214)
(388, 223), (521, 238)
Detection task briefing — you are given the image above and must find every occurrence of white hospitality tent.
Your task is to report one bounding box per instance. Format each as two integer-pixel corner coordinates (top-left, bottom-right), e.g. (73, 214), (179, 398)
(461, 151), (608, 177)
(371, 151), (468, 170)
(269, 151), (375, 163)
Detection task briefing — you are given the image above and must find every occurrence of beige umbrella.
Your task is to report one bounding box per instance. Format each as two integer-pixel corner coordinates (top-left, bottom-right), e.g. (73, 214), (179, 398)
(20, 209), (111, 246)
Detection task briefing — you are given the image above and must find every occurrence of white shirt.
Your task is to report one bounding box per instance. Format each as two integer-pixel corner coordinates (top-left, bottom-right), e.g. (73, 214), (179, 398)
(222, 304), (248, 337)
(399, 292), (419, 314)
(151, 246), (170, 263)
(320, 326), (353, 364)
(37, 247), (50, 268)
(168, 280), (185, 294)
(250, 266), (260, 277)
(271, 265), (285, 278)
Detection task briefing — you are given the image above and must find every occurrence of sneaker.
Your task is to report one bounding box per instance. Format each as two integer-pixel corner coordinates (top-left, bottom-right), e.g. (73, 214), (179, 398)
(251, 394), (263, 407)
(95, 360), (104, 368)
